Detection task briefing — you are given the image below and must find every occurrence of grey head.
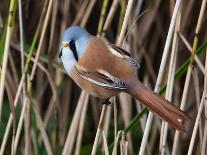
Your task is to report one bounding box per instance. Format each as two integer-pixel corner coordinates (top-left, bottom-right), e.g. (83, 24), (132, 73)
(59, 26), (90, 76)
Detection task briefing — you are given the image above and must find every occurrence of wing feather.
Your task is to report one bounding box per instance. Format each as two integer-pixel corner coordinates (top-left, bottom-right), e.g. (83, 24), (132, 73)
(107, 42), (140, 70)
(75, 66), (128, 90)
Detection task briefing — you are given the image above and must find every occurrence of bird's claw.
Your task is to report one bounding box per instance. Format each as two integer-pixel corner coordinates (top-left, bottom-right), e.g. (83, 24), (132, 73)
(101, 98), (112, 106)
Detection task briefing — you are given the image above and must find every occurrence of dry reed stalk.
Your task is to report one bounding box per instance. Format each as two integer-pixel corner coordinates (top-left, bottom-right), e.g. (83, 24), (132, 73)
(116, 0), (126, 40)
(135, 0), (143, 16)
(3, 68), (16, 98)
(43, 98), (55, 125)
(172, 0), (206, 154)
(14, 97), (28, 154)
(187, 95), (205, 155)
(91, 105), (107, 155)
(25, 2), (54, 152)
(120, 132), (128, 155)
(178, 32), (205, 74)
(28, 53), (58, 102)
(195, 0), (206, 34)
(25, 46), (58, 118)
(102, 106), (112, 151)
(24, 84), (31, 155)
(32, 99), (54, 155)
(201, 120), (207, 155)
(114, 98), (117, 142)
(172, 47), (193, 155)
(182, 0), (194, 30)
(74, 93), (89, 155)
(80, 0), (96, 27)
(10, 43), (66, 73)
(7, 57), (19, 150)
(103, 0), (119, 32)
(135, 100), (146, 131)
(55, 1), (71, 143)
(17, 0), (23, 66)
(30, 0), (53, 80)
(102, 131), (110, 155)
(160, 9), (181, 155)
(0, 112), (13, 155)
(18, 0), (25, 94)
(112, 131), (122, 155)
(1, 56), (57, 155)
(192, 67), (203, 144)
(139, 1), (182, 154)
(193, 68), (201, 107)
(120, 133), (124, 155)
(73, 0), (89, 25)
(4, 55), (17, 155)
(149, 123), (158, 154)
(0, 14), (3, 28)
(119, 93), (133, 153)
(62, 91), (88, 155)
(14, 57), (57, 154)
(0, 0), (16, 121)
(0, 73), (25, 155)
(3, 1), (49, 155)
(1, 51), (57, 155)
(0, 0), (52, 150)
(112, 97), (121, 153)
(57, 81), (71, 145)
(59, 0), (70, 37)
(97, 0), (109, 36)
(202, 50), (207, 153)
(48, 0), (58, 53)
(188, 45), (207, 155)
(34, 63), (58, 127)
(4, 72), (15, 103)
(117, 0), (135, 46)
(8, 52), (18, 86)
(193, 67), (203, 115)
(11, 117), (15, 155)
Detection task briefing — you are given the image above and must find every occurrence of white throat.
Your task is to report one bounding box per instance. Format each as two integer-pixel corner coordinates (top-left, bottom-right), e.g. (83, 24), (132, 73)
(61, 48), (77, 76)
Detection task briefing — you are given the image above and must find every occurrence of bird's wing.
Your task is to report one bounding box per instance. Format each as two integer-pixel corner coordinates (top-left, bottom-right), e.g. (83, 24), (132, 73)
(107, 42), (140, 70)
(75, 65), (128, 90)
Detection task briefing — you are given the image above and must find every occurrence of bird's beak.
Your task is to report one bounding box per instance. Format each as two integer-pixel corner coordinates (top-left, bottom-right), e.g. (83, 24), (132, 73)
(62, 42), (69, 48)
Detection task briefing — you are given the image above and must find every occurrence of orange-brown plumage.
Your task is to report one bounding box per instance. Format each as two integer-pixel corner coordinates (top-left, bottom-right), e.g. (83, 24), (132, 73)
(60, 26), (192, 132)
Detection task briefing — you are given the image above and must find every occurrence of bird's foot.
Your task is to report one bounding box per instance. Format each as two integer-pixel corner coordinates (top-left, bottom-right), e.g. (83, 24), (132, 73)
(101, 98), (112, 106)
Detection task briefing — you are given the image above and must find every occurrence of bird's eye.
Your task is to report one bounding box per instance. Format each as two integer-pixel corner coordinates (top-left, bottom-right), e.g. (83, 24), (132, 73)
(69, 40), (78, 61)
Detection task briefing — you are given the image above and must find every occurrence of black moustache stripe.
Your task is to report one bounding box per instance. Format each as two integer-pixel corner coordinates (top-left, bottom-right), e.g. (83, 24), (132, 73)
(59, 48), (63, 58)
(69, 40), (79, 61)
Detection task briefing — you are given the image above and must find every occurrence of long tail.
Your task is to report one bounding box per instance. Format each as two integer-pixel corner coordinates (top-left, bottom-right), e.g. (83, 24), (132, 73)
(130, 82), (192, 132)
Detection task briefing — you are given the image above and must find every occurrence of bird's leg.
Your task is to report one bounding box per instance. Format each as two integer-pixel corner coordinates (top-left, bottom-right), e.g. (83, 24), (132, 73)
(101, 98), (112, 105)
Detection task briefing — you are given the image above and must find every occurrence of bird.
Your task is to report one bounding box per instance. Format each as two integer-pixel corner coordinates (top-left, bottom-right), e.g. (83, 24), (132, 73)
(59, 25), (191, 132)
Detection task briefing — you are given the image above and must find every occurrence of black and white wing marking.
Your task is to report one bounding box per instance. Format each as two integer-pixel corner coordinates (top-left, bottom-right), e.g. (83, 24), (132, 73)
(107, 43), (140, 70)
(75, 65), (128, 90)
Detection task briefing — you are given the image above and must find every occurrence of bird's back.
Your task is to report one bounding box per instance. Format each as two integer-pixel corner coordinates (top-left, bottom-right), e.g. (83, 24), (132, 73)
(78, 37), (138, 84)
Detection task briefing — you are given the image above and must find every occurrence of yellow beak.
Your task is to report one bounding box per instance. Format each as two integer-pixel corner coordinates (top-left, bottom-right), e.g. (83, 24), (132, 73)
(62, 42), (69, 48)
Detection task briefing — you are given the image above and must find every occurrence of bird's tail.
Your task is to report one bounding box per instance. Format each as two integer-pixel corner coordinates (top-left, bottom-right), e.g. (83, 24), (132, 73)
(130, 82), (192, 132)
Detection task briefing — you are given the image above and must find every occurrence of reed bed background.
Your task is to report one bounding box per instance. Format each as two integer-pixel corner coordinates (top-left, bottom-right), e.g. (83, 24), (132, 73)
(0, 0), (207, 155)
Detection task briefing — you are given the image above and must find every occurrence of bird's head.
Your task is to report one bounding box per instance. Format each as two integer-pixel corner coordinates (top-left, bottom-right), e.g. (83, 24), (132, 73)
(59, 26), (90, 76)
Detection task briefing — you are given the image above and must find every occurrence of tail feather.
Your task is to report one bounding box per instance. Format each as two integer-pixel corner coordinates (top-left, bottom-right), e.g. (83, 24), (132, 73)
(131, 83), (192, 132)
